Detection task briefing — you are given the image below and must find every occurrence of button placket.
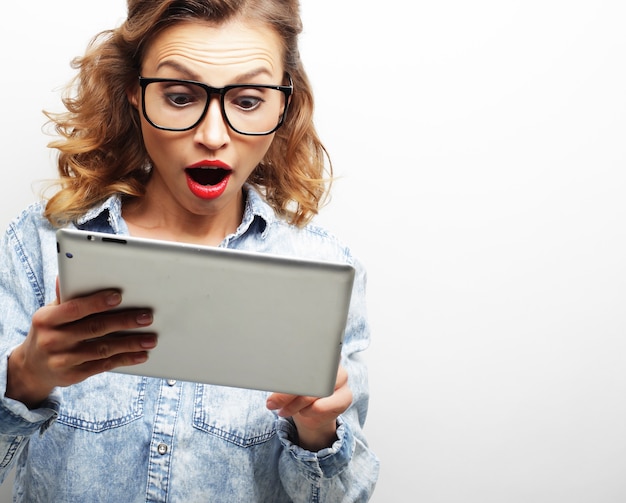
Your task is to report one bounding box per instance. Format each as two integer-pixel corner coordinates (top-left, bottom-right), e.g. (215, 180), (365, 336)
(145, 380), (182, 501)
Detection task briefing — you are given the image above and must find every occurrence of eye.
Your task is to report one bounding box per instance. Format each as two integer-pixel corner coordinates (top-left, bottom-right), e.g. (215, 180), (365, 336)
(162, 84), (204, 107)
(167, 92), (196, 106)
(229, 88), (266, 111)
(235, 96), (262, 110)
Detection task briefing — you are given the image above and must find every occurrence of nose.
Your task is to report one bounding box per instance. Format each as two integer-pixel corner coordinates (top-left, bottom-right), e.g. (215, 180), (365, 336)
(193, 96), (230, 150)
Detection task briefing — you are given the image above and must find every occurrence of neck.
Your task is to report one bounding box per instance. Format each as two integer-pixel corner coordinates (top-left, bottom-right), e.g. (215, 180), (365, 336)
(122, 187), (245, 247)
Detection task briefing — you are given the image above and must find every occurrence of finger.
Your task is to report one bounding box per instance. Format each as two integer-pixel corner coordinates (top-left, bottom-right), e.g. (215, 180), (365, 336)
(72, 309), (154, 343)
(47, 332), (157, 385)
(54, 277), (61, 305)
(278, 395), (318, 418)
(29, 308), (153, 364)
(267, 393), (317, 417)
(296, 384), (353, 420)
(57, 349), (153, 386)
(334, 364), (349, 389)
(42, 289), (124, 327)
(74, 332), (157, 366)
(266, 391), (297, 411)
(266, 365), (349, 414)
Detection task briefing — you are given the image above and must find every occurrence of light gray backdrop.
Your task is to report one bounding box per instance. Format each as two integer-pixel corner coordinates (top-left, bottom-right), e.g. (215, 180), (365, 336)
(2, 1), (625, 501)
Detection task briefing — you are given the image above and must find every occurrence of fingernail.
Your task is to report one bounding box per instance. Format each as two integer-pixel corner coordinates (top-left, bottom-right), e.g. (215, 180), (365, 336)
(133, 353), (149, 364)
(136, 311), (153, 325)
(266, 399), (277, 410)
(140, 335), (157, 349)
(106, 292), (122, 306)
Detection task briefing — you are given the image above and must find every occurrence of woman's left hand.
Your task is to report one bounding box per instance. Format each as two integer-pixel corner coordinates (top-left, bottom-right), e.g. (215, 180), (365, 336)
(266, 365), (352, 451)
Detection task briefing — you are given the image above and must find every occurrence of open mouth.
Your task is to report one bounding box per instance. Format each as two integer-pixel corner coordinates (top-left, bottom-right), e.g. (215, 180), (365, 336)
(185, 167), (230, 186)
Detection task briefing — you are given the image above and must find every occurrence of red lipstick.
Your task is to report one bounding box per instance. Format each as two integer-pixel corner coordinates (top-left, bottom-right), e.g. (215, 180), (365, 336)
(185, 160), (232, 200)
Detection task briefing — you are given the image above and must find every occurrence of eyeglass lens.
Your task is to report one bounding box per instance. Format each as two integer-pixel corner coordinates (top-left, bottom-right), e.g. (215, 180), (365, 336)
(143, 80), (287, 134)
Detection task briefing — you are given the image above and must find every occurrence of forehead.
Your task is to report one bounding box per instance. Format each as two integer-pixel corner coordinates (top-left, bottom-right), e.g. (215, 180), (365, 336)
(141, 19), (285, 83)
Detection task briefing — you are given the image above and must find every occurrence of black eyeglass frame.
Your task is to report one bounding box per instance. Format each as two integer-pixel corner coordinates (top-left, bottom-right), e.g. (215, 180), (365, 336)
(138, 73), (293, 136)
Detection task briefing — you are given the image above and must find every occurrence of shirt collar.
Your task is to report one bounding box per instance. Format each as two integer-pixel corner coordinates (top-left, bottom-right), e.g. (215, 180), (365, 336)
(74, 184), (275, 239)
(74, 194), (124, 234)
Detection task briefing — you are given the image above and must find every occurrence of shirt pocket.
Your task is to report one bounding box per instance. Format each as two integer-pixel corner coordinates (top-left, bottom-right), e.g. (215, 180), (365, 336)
(57, 373), (147, 432)
(192, 384), (277, 448)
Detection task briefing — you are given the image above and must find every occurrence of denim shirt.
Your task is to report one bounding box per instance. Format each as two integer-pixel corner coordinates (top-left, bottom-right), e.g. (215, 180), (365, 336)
(0, 186), (379, 502)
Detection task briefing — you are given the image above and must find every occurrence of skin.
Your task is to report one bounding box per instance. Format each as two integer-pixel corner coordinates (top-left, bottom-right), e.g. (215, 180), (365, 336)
(6, 19), (350, 452)
(124, 19), (279, 245)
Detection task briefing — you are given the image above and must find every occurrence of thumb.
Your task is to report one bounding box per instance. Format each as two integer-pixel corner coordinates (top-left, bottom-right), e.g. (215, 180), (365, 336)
(54, 276), (61, 305)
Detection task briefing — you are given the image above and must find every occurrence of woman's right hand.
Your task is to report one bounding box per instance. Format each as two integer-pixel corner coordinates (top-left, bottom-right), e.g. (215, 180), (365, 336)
(6, 281), (155, 409)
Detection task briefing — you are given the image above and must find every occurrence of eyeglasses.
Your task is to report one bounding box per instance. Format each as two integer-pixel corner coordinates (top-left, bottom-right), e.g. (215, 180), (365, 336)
(138, 74), (293, 136)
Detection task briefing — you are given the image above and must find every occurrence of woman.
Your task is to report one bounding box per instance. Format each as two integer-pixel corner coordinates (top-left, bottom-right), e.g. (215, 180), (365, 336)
(0, 1), (379, 501)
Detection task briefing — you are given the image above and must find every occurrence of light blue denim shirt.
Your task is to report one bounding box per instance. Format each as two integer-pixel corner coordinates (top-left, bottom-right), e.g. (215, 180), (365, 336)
(0, 186), (379, 502)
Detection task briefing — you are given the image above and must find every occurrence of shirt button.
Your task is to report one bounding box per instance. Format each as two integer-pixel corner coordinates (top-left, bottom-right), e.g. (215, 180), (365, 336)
(157, 443), (168, 455)
(167, 379), (177, 386)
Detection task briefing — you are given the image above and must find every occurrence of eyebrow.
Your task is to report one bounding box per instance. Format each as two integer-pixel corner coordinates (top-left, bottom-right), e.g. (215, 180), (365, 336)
(154, 60), (274, 83)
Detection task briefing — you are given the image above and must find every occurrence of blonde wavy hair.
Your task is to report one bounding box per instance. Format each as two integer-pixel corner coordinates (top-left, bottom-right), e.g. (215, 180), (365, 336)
(44, 0), (331, 228)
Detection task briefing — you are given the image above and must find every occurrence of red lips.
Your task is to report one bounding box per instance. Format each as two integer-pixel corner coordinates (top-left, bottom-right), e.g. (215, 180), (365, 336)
(185, 160), (232, 200)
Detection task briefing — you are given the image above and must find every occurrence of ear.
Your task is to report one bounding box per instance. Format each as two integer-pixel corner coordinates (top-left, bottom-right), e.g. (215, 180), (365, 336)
(126, 84), (140, 109)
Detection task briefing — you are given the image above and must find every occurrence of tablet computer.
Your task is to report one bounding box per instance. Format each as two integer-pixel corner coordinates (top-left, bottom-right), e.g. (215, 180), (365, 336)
(56, 228), (354, 397)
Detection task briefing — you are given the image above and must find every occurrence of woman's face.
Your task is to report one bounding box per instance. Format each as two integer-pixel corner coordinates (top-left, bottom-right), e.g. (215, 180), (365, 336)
(129, 19), (285, 222)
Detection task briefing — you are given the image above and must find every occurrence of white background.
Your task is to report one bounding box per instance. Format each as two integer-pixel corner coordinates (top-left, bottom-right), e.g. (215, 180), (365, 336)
(2, 1), (626, 501)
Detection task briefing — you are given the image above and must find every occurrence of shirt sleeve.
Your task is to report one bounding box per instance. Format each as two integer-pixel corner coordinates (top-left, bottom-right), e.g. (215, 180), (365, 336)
(275, 253), (380, 502)
(0, 220), (61, 483)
